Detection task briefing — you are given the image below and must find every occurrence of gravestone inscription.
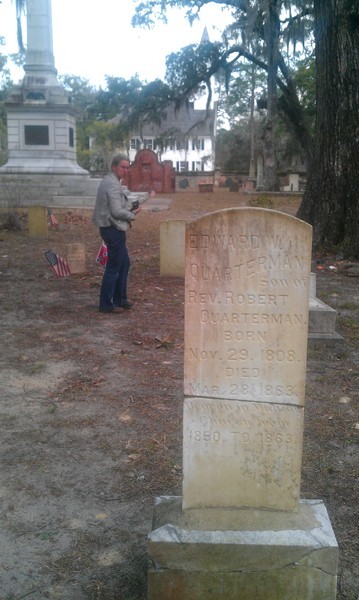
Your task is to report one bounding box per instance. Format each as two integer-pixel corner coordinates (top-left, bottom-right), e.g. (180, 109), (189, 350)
(183, 208), (312, 510)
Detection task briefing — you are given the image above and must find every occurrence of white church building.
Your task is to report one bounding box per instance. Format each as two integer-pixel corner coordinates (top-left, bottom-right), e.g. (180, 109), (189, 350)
(127, 100), (217, 172)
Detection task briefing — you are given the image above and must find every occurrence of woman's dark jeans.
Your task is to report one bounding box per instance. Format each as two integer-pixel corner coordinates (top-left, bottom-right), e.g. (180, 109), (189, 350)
(99, 225), (130, 310)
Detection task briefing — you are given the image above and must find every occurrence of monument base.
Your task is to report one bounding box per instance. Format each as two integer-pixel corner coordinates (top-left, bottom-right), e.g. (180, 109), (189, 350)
(0, 172), (100, 209)
(308, 297), (343, 344)
(148, 496), (338, 600)
(308, 274), (343, 344)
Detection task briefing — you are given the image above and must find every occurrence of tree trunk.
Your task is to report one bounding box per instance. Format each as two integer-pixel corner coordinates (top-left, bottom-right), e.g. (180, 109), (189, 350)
(248, 64), (256, 180)
(277, 54), (313, 170)
(297, 0), (359, 258)
(262, 0), (280, 191)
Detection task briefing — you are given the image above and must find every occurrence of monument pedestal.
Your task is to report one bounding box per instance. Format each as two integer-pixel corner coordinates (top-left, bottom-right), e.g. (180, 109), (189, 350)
(148, 496), (338, 600)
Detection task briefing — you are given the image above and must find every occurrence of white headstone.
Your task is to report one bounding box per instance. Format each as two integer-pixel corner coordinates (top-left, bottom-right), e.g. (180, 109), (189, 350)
(183, 208), (312, 510)
(160, 220), (186, 277)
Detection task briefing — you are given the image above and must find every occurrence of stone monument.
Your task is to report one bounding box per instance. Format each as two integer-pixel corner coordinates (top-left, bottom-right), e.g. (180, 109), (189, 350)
(148, 208), (338, 599)
(0, 0), (99, 207)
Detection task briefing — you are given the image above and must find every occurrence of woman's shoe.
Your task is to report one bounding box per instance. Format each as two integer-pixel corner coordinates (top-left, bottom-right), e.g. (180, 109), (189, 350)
(120, 301), (133, 310)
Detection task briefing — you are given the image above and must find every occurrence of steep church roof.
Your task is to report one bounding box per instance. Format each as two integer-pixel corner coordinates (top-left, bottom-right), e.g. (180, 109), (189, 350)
(201, 26), (210, 43)
(131, 102), (216, 138)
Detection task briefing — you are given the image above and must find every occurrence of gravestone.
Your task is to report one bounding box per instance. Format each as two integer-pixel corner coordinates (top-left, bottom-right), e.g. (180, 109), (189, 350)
(66, 243), (86, 274)
(160, 220), (186, 277)
(28, 206), (48, 238)
(148, 208), (338, 599)
(282, 173), (300, 192)
(183, 208), (311, 510)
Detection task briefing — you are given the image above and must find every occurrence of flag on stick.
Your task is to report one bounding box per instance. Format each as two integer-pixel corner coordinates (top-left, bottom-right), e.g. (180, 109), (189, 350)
(96, 241), (108, 266)
(47, 208), (59, 228)
(45, 250), (71, 277)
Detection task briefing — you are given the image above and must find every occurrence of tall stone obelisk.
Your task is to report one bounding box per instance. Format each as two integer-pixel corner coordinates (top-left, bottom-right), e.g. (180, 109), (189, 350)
(24, 0), (57, 82)
(0, 0), (88, 176)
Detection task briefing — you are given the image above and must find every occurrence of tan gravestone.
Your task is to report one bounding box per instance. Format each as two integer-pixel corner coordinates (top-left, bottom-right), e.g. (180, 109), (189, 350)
(160, 220), (186, 277)
(148, 208), (338, 600)
(28, 206), (48, 238)
(183, 208), (311, 510)
(66, 243), (86, 274)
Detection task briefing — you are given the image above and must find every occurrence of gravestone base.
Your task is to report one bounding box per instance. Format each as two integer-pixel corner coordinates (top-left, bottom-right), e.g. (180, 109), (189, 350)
(308, 297), (343, 345)
(148, 496), (338, 600)
(308, 273), (343, 344)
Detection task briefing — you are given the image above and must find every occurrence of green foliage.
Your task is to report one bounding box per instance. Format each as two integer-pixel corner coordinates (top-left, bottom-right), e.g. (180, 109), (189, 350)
(85, 120), (128, 171)
(133, 0), (316, 187)
(216, 125), (255, 173)
(166, 41), (223, 101)
(93, 76), (142, 121)
(132, 0), (208, 28)
(93, 76), (174, 129)
(247, 194), (274, 208)
(220, 62), (267, 122)
(59, 75), (97, 117)
(292, 57), (316, 133)
(57, 75), (100, 169)
(0, 181), (31, 230)
(0, 79), (15, 165)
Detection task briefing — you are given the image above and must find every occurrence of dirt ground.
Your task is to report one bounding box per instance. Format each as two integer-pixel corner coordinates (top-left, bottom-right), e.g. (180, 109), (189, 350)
(0, 190), (358, 600)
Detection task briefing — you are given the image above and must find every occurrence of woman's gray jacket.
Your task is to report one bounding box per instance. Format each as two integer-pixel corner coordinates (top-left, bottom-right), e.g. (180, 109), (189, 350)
(92, 173), (135, 232)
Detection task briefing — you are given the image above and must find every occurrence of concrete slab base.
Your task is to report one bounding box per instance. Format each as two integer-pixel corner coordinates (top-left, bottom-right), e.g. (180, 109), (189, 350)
(0, 173), (100, 209)
(309, 297), (337, 334)
(308, 297), (343, 345)
(148, 496), (338, 600)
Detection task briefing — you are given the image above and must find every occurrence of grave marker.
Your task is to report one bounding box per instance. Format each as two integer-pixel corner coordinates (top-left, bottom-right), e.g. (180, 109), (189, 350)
(183, 208), (311, 510)
(160, 220), (186, 277)
(28, 206), (48, 238)
(148, 208), (338, 599)
(66, 243), (86, 274)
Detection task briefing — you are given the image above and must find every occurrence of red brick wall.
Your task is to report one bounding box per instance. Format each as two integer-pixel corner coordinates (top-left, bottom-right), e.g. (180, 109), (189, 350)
(128, 150), (175, 193)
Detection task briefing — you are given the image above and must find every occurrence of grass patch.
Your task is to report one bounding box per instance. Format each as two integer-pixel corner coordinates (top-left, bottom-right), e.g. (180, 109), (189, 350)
(247, 194), (275, 208)
(338, 302), (359, 311)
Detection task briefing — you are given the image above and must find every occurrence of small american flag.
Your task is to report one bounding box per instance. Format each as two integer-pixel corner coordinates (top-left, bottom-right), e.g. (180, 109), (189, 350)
(96, 241), (108, 266)
(47, 208), (59, 228)
(45, 250), (71, 277)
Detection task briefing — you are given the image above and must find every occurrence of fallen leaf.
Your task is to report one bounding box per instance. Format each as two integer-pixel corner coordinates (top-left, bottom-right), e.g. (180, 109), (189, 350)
(155, 334), (174, 348)
(119, 413), (132, 423)
(95, 513), (108, 521)
(127, 453), (140, 462)
(339, 397), (350, 404)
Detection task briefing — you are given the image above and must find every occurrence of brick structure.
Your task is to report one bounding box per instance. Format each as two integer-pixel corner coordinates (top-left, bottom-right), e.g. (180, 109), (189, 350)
(128, 149), (175, 193)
